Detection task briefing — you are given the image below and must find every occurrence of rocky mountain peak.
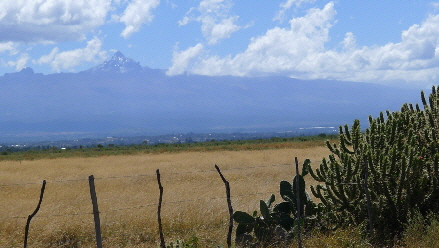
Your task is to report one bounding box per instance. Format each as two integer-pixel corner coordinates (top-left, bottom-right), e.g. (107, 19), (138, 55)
(86, 51), (143, 73)
(112, 51), (126, 60)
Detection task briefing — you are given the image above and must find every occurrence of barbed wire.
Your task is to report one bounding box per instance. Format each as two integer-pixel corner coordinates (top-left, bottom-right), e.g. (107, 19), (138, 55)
(100, 191), (273, 214)
(0, 163), (293, 188)
(0, 178), (88, 187)
(0, 160), (305, 248)
(0, 190), (276, 221)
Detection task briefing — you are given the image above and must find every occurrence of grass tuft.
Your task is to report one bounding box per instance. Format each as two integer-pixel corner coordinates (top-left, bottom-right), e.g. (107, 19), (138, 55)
(401, 212), (439, 247)
(303, 226), (373, 248)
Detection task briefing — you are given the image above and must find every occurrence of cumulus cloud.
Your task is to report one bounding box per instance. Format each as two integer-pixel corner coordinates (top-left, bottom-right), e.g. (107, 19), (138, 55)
(341, 32), (356, 50)
(306, 13), (439, 84)
(166, 43), (204, 76)
(171, 2), (439, 87)
(0, 42), (18, 55)
(201, 15), (240, 45)
(119, 0), (160, 38)
(0, 0), (112, 43)
(178, 0), (242, 45)
(274, 0), (317, 22)
(178, 16), (190, 26)
(188, 2), (336, 76)
(7, 53), (30, 71)
(36, 37), (107, 72)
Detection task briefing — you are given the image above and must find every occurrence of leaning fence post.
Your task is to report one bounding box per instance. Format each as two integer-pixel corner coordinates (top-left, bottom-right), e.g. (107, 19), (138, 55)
(24, 180), (46, 248)
(215, 164), (233, 248)
(294, 157), (303, 248)
(89, 175), (103, 248)
(156, 169), (166, 248)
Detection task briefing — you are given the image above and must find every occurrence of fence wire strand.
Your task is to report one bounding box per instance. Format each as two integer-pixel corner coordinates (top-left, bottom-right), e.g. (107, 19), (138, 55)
(0, 163), (292, 221)
(0, 160), (294, 248)
(0, 191), (275, 220)
(0, 163), (292, 187)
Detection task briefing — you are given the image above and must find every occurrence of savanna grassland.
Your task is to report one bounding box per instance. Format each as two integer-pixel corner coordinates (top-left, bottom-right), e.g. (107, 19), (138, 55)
(0, 138), (333, 247)
(1, 137), (439, 247)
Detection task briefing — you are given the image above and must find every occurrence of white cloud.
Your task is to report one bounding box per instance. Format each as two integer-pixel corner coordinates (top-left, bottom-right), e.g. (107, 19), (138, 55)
(37, 47), (60, 65)
(431, 2), (439, 10)
(189, 2), (336, 76)
(166, 43), (204, 76)
(119, 0), (160, 38)
(178, 0), (243, 45)
(36, 37), (107, 72)
(199, 0), (227, 13)
(0, 0), (112, 43)
(312, 13), (439, 84)
(274, 0), (317, 22)
(171, 2), (439, 87)
(178, 16), (190, 26)
(0, 42), (18, 55)
(200, 16), (240, 45)
(7, 53), (30, 71)
(178, 7), (196, 26)
(341, 32), (356, 50)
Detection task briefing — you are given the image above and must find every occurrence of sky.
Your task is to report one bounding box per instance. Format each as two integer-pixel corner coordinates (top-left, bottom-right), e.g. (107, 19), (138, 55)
(1, 0), (439, 88)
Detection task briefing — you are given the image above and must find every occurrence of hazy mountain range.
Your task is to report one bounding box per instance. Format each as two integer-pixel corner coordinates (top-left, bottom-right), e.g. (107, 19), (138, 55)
(0, 52), (425, 142)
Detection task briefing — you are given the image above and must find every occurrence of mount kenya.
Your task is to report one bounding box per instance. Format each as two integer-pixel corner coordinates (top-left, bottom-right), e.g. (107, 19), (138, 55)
(0, 52), (424, 142)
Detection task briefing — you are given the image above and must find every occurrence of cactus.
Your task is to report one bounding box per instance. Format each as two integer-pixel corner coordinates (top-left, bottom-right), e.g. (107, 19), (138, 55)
(308, 86), (439, 242)
(233, 159), (318, 247)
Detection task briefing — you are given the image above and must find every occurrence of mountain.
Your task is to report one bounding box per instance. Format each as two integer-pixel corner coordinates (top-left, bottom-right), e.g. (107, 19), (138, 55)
(86, 51), (144, 73)
(0, 52), (425, 142)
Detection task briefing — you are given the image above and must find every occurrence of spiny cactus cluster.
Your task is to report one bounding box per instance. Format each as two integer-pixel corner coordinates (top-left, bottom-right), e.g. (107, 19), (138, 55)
(233, 159), (318, 247)
(308, 86), (439, 240)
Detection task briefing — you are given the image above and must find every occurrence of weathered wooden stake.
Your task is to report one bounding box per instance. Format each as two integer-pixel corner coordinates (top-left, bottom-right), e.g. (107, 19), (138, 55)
(363, 159), (374, 237)
(215, 164), (233, 248)
(156, 169), (166, 248)
(89, 175), (103, 248)
(294, 157), (303, 248)
(24, 180), (46, 248)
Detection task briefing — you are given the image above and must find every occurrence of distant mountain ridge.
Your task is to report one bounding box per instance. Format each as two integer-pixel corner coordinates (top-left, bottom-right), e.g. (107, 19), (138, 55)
(4, 67), (43, 77)
(0, 52), (425, 142)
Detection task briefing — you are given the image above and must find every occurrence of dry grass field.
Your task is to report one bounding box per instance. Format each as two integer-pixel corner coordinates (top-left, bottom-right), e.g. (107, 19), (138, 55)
(0, 143), (332, 247)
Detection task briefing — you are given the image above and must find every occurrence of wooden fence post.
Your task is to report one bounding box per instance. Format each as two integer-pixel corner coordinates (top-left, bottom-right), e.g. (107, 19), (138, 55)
(89, 175), (103, 248)
(294, 157), (302, 248)
(156, 169), (166, 248)
(24, 180), (46, 248)
(215, 164), (233, 248)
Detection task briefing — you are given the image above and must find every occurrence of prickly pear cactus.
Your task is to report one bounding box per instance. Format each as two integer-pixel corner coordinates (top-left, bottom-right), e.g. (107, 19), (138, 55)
(233, 159), (317, 247)
(308, 86), (439, 241)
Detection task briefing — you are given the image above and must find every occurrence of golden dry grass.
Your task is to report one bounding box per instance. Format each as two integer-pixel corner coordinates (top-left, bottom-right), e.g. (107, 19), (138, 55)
(0, 146), (331, 247)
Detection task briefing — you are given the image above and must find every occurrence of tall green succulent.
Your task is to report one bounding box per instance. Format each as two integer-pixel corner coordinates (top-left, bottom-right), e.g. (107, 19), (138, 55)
(308, 86), (439, 242)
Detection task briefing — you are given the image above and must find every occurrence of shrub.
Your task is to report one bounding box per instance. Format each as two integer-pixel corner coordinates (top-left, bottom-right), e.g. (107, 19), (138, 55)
(308, 86), (439, 244)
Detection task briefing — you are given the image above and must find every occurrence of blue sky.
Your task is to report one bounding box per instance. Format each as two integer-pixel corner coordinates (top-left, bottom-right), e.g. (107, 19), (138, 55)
(1, 0), (439, 88)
